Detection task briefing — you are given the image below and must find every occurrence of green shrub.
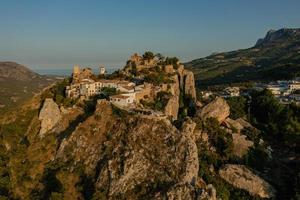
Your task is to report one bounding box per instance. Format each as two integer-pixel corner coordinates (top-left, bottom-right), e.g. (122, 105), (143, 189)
(143, 51), (155, 60)
(49, 192), (64, 200)
(141, 91), (172, 111)
(226, 96), (247, 119)
(144, 73), (173, 85)
(203, 118), (233, 159)
(112, 105), (128, 118)
(100, 87), (117, 99)
(164, 57), (179, 68)
(250, 89), (300, 147)
(243, 144), (269, 171)
(76, 174), (95, 200)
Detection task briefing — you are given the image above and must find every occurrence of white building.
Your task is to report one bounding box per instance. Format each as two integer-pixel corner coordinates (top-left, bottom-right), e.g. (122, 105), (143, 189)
(99, 66), (106, 75)
(289, 82), (300, 91)
(117, 85), (135, 93)
(223, 87), (240, 97)
(110, 94), (135, 107)
(65, 72), (152, 107)
(66, 84), (80, 98)
(100, 80), (119, 88)
(201, 91), (213, 99)
(290, 94), (300, 102)
(266, 85), (282, 96)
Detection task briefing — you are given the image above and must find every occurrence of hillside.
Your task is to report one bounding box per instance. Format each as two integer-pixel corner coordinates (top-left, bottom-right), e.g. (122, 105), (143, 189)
(0, 62), (59, 113)
(1, 53), (298, 200)
(185, 28), (300, 87)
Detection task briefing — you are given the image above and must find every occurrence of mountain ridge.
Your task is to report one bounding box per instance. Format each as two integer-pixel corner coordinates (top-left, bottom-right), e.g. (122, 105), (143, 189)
(0, 61), (41, 81)
(185, 28), (300, 87)
(0, 61), (58, 113)
(255, 28), (300, 47)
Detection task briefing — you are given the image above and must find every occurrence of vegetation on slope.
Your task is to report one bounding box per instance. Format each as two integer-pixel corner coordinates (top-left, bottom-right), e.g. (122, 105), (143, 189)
(185, 28), (300, 87)
(226, 89), (300, 199)
(0, 62), (58, 114)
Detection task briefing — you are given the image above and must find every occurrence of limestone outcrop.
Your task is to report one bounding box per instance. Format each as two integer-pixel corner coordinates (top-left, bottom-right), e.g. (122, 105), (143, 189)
(165, 96), (179, 120)
(56, 100), (201, 199)
(232, 133), (254, 158)
(164, 68), (196, 120)
(197, 97), (230, 123)
(56, 99), (115, 172)
(223, 118), (244, 133)
(164, 75), (180, 120)
(38, 98), (62, 137)
(236, 118), (256, 130)
(219, 164), (275, 198)
(180, 119), (198, 184)
(97, 117), (199, 199)
(184, 70), (197, 100)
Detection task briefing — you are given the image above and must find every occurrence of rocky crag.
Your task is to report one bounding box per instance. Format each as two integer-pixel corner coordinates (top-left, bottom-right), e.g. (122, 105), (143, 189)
(123, 53), (196, 120)
(0, 52), (276, 200)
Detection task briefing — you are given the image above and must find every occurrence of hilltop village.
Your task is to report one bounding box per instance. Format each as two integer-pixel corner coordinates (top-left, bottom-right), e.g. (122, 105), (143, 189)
(3, 52), (295, 200)
(65, 52), (196, 120)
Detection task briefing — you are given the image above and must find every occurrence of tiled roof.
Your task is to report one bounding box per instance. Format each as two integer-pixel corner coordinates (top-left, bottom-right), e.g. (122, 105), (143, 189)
(120, 85), (135, 90)
(110, 94), (130, 99)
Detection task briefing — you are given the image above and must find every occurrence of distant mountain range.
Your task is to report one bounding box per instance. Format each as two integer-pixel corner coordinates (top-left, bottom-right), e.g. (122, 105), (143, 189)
(0, 62), (58, 113)
(185, 28), (300, 87)
(0, 62), (42, 81)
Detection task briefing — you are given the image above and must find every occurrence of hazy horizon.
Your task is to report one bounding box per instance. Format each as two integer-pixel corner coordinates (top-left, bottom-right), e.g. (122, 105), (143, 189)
(1, 0), (300, 70)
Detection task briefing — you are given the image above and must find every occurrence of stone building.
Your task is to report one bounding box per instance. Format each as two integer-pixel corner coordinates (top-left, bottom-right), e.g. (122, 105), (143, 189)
(126, 53), (158, 72)
(99, 66), (106, 75)
(73, 64), (81, 74)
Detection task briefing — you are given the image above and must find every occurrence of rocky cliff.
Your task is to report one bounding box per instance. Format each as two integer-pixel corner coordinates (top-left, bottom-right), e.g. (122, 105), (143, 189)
(219, 164), (275, 198)
(1, 91), (278, 199)
(122, 53), (197, 120)
(0, 54), (279, 200)
(197, 97), (230, 123)
(55, 100), (202, 199)
(39, 98), (62, 137)
(164, 75), (180, 120)
(255, 28), (300, 47)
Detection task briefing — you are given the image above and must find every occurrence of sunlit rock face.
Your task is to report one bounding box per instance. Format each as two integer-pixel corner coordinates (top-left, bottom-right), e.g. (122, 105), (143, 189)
(219, 164), (276, 198)
(197, 97), (230, 123)
(38, 98), (62, 137)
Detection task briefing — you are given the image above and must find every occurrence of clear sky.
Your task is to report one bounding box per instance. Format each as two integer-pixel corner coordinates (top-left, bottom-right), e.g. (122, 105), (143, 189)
(1, 0), (300, 70)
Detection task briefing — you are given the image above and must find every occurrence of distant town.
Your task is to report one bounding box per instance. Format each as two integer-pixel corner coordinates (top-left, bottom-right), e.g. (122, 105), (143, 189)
(200, 78), (300, 105)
